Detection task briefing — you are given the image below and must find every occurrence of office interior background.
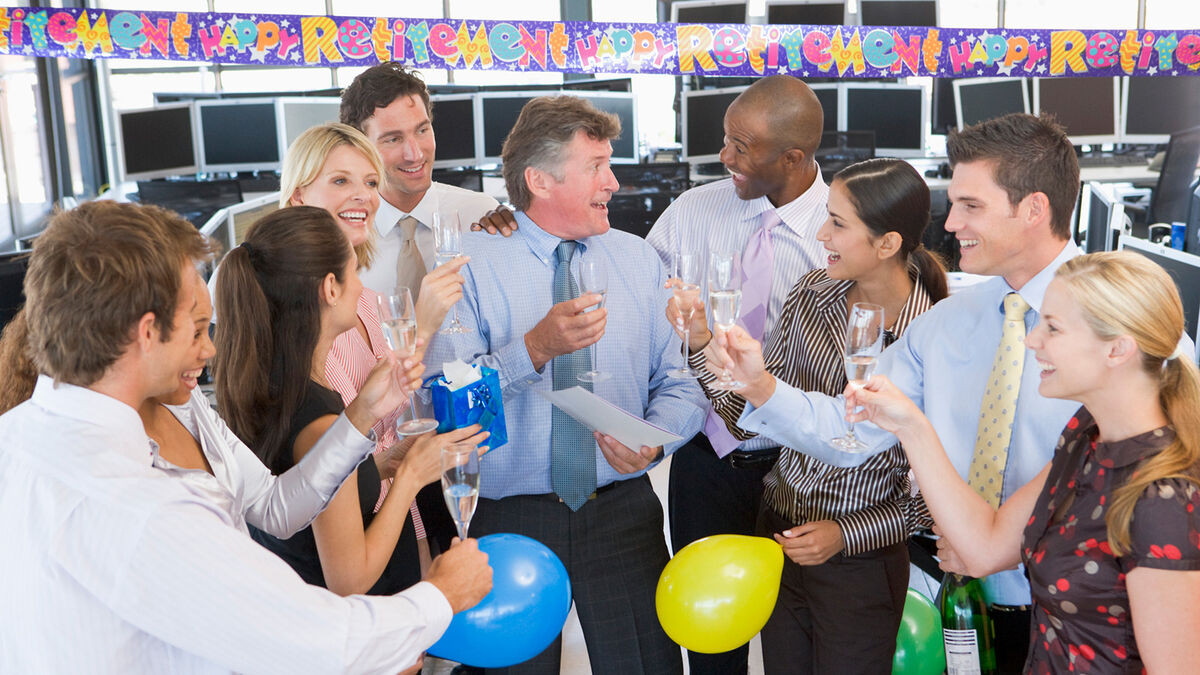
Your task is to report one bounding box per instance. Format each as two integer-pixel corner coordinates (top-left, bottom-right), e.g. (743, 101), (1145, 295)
(3, 0), (1200, 339)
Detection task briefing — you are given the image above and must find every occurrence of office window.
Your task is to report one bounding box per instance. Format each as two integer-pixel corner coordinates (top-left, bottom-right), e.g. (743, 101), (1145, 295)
(1004, 0), (1135, 30)
(212, 0), (323, 12)
(449, 0), (559, 20)
(939, 0), (1000, 29)
(1145, 0), (1200, 29)
(0, 57), (52, 231)
(219, 67), (334, 93)
(108, 70), (217, 111)
(333, 0), (443, 15)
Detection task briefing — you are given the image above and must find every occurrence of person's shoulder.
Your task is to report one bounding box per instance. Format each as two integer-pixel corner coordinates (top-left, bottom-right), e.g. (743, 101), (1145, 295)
(674, 178), (734, 204)
(433, 182), (499, 209)
(600, 228), (664, 264)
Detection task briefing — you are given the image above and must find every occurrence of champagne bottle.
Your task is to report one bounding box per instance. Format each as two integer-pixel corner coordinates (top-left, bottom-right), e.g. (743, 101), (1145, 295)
(939, 573), (998, 675)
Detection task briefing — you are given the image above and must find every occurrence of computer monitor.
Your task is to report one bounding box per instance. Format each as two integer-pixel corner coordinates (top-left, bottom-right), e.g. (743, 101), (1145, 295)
(195, 99), (282, 174)
(811, 83), (840, 134)
(681, 86), (745, 163)
(1032, 77), (1120, 146)
(1150, 125), (1200, 225)
(841, 83), (926, 157)
(1185, 178), (1200, 253)
(1121, 76), (1200, 144)
(765, 0), (849, 25)
(954, 78), (1029, 130)
(476, 93), (537, 164)
(201, 192), (283, 260)
(137, 178), (243, 230)
(430, 94), (480, 168)
(1119, 236), (1200, 356)
(670, 0), (748, 23)
(117, 103), (199, 181)
(931, 77), (958, 135)
(1079, 181), (1127, 253)
(275, 97), (343, 155)
(563, 78), (633, 93)
(431, 168), (485, 193)
(0, 250), (29, 332)
(575, 92), (639, 164)
(858, 0), (938, 26)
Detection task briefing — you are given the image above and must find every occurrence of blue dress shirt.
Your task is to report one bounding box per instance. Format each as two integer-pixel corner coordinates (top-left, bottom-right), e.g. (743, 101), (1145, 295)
(424, 212), (706, 500)
(739, 242), (1086, 605)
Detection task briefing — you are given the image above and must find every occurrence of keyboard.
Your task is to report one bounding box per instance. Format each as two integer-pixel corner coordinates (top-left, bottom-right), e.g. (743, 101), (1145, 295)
(1078, 154), (1150, 168)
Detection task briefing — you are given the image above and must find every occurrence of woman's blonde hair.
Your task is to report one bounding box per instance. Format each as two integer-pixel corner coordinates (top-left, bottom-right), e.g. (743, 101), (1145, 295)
(280, 122), (384, 269)
(1055, 251), (1200, 556)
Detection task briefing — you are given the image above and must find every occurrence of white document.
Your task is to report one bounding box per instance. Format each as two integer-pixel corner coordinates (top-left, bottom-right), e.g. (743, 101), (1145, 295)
(538, 386), (683, 450)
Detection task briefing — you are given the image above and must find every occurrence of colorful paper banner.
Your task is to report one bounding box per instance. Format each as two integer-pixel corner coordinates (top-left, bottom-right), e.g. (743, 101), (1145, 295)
(1, 6), (1198, 78)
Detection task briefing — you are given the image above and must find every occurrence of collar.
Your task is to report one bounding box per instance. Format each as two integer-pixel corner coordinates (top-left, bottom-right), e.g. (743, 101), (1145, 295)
(995, 239), (1081, 316)
(512, 211), (598, 265)
(739, 171), (830, 237)
(29, 374), (153, 466)
(1072, 407), (1175, 469)
(375, 183), (442, 238)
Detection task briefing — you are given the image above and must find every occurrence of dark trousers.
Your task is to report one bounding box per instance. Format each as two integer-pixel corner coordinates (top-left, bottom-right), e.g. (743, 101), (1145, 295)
(469, 475), (682, 675)
(667, 433), (774, 675)
(990, 605), (1032, 675)
(757, 505), (909, 675)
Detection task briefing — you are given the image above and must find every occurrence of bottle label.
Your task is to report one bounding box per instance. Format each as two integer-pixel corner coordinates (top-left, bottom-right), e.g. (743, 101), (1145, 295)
(943, 628), (982, 675)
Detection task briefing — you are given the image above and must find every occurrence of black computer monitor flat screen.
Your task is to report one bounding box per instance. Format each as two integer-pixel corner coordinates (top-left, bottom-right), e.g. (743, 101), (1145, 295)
(844, 85), (925, 156)
(931, 77), (958, 135)
(0, 250), (29, 332)
(682, 87), (744, 163)
(1033, 77), (1119, 145)
(1120, 236), (1200, 350)
(1122, 77), (1200, 144)
(430, 95), (479, 167)
(859, 0), (938, 26)
(197, 100), (281, 173)
(671, 0), (747, 24)
(576, 92), (638, 163)
(954, 78), (1029, 129)
(119, 104), (198, 181)
(1151, 125), (1200, 225)
(1186, 179), (1200, 253)
(812, 84), (839, 133)
(479, 94), (536, 161)
(1082, 181), (1123, 254)
(766, 1), (847, 25)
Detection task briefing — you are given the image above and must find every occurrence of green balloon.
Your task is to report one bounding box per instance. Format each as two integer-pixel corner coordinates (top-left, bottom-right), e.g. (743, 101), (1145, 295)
(893, 589), (946, 675)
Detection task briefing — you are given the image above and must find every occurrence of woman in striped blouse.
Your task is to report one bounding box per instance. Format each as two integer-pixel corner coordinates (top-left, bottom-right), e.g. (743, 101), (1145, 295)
(675, 158), (948, 673)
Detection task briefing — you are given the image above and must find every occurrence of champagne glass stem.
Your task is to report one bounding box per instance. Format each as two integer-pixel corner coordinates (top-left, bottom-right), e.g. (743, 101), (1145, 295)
(682, 320), (691, 364)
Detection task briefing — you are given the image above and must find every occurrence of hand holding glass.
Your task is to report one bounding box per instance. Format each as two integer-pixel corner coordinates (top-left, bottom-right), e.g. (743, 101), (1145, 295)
(442, 444), (480, 541)
(707, 251), (745, 391)
(433, 212), (471, 335)
(668, 252), (702, 380)
(830, 302), (884, 451)
(377, 288), (439, 435)
(577, 256), (610, 383)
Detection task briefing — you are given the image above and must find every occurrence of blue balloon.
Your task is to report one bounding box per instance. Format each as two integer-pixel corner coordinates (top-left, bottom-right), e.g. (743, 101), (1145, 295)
(428, 533), (572, 668)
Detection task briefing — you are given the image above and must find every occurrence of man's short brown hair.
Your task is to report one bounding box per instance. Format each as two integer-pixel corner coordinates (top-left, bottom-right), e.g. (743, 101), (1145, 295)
(501, 96), (621, 212)
(339, 62), (431, 132)
(947, 112), (1080, 240)
(23, 201), (214, 386)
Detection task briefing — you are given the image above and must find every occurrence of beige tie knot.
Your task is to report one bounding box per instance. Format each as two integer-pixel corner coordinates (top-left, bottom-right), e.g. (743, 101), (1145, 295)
(399, 216), (419, 244)
(1004, 292), (1030, 322)
(395, 215), (426, 299)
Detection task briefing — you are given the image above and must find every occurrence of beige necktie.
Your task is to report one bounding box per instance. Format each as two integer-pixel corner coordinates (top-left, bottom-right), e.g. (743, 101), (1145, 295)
(395, 215), (427, 300)
(968, 292), (1031, 508)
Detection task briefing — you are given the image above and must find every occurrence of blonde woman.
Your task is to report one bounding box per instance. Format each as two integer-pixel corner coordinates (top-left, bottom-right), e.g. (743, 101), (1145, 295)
(849, 251), (1200, 674)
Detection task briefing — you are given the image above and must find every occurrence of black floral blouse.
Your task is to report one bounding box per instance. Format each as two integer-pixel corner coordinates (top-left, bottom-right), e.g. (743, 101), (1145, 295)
(1022, 406), (1200, 674)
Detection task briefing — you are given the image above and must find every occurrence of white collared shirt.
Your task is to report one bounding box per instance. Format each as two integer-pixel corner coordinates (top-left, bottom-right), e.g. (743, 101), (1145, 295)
(360, 182), (499, 297)
(0, 376), (451, 674)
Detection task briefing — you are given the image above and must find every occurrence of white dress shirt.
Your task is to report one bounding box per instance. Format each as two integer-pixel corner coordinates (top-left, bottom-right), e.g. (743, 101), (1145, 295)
(0, 376), (452, 674)
(360, 182), (499, 297)
(645, 175), (830, 452)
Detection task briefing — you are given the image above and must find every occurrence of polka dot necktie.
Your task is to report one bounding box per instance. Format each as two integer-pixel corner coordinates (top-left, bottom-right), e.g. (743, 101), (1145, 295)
(968, 292), (1031, 508)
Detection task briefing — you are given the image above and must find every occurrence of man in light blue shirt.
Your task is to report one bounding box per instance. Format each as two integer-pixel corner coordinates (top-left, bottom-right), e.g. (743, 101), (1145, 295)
(424, 96), (704, 674)
(720, 113), (1086, 674)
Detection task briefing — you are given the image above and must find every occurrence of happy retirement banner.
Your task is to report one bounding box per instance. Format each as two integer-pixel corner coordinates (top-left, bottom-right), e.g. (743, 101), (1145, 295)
(1, 7), (1198, 78)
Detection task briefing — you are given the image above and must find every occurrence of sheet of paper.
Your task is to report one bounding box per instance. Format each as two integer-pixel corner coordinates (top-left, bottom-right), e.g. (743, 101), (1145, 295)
(538, 386), (683, 450)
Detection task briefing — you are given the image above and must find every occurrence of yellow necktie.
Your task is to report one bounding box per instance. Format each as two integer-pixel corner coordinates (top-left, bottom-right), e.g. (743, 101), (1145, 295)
(969, 292), (1031, 508)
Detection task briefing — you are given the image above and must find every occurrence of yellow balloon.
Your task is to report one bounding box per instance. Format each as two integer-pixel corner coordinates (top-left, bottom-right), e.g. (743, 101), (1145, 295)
(655, 534), (784, 653)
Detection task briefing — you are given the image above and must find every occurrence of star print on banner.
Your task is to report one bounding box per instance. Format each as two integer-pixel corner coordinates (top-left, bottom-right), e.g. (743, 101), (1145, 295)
(1148, 66), (1158, 75)
(250, 48), (269, 63)
(1037, 64), (1047, 73)
(281, 19), (290, 28)
(997, 62), (1016, 76)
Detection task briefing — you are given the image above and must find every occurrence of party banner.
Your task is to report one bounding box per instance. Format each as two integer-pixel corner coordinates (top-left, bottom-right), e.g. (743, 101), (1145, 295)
(1, 6), (1198, 78)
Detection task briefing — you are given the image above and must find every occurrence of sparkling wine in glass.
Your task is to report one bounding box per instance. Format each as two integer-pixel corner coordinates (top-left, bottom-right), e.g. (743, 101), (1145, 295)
(707, 251), (745, 391)
(830, 302), (885, 452)
(441, 444), (480, 541)
(668, 252), (702, 380)
(577, 255), (610, 383)
(377, 288), (439, 435)
(433, 212), (471, 335)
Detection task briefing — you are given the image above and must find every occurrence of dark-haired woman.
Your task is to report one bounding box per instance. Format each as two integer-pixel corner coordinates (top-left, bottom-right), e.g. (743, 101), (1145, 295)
(672, 158), (948, 673)
(214, 206), (486, 596)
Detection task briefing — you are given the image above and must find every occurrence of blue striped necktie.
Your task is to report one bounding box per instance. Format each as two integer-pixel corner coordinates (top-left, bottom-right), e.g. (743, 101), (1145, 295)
(551, 240), (596, 511)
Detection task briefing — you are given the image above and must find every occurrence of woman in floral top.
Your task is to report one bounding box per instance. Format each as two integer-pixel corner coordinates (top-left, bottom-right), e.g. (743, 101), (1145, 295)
(850, 251), (1200, 673)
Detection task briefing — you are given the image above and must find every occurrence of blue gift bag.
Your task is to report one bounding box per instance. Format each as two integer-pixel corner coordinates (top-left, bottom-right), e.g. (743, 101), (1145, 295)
(428, 367), (508, 452)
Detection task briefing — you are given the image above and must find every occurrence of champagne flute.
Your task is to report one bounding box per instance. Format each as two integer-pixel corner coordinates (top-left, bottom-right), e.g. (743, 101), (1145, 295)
(707, 251), (745, 391)
(577, 255), (610, 383)
(433, 211), (471, 335)
(441, 444), (480, 541)
(830, 302), (885, 452)
(668, 251), (702, 379)
(377, 288), (439, 435)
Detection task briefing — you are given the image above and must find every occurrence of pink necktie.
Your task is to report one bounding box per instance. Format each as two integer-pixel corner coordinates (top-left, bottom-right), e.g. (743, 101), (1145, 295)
(705, 209), (780, 457)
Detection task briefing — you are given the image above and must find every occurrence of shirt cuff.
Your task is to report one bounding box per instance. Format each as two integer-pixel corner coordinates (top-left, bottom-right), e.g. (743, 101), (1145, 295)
(496, 337), (542, 393)
(398, 581), (454, 644)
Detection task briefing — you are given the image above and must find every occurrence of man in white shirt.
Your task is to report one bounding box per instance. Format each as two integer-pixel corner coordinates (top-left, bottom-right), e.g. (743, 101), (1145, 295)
(0, 200), (491, 674)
